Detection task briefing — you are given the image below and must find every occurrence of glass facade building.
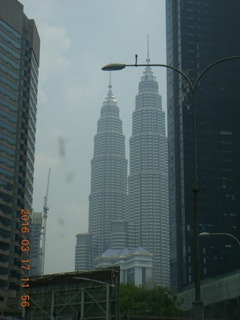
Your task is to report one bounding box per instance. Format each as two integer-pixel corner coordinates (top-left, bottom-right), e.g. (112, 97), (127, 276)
(0, 0), (40, 312)
(128, 58), (169, 286)
(166, 0), (240, 292)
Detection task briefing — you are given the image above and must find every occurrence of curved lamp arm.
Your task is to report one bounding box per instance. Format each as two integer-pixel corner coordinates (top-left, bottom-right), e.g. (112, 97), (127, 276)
(199, 232), (240, 246)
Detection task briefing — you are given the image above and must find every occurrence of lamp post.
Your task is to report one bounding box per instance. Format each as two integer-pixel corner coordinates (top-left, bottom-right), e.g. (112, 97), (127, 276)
(199, 232), (240, 247)
(102, 55), (240, 320)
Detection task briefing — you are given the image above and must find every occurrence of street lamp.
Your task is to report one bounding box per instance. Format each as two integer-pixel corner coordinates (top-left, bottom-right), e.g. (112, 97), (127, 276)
(199, 232), (240, 247)
(102, 55), (240, 320)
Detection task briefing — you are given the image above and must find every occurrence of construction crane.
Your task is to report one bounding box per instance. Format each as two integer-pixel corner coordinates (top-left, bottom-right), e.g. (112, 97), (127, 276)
(41, 168), (51, 275)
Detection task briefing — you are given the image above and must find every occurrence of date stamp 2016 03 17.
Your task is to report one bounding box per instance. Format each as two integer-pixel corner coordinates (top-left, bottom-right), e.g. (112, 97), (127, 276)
(20, 209), (31, 308)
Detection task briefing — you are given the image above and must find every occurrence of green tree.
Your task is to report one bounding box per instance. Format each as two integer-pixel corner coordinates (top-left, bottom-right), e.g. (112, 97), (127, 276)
(119, 283), (183, 317)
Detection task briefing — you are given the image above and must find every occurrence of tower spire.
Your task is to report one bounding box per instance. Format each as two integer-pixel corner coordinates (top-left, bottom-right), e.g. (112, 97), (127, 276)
(146, 34), (150, 64)
(109, 71), (112, 89)
(104, 73), (117, 106)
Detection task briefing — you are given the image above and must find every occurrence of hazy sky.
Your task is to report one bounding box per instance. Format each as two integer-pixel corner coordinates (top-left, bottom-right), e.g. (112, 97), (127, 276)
(20, 0), (167, 274)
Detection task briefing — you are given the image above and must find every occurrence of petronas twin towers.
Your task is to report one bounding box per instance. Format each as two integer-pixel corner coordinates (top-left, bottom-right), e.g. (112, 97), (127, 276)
(89, 83), (128, 256)
(89, 58), (169, 286)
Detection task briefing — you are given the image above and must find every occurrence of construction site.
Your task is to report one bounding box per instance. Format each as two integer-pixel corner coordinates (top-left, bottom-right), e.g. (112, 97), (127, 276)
(22, 267), (120, 320)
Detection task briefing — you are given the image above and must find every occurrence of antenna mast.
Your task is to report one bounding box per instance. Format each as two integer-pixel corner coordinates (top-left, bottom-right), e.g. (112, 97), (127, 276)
(147, 34), (150, 64)
(41, 168), (51, 275)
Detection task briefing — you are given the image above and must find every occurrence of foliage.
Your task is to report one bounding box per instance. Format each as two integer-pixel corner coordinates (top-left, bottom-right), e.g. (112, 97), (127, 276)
(119, 282), (183, 317)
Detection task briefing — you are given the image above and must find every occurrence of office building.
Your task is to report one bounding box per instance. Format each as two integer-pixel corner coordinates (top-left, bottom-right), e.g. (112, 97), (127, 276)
(128, 54), (170, 286)
(0, 0), (40, 312)
(89, 82), (128, 260)
(166, 0), (240, 292)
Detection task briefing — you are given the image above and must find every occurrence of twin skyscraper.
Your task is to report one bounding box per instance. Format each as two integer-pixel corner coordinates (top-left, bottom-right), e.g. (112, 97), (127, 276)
(75, 56), (170, 287)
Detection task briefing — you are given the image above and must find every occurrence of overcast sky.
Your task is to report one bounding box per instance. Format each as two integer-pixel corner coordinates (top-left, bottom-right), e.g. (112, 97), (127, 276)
(20, 0), (167, 274)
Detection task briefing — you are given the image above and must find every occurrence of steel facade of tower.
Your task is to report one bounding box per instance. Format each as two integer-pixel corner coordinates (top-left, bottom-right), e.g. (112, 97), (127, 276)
(0, 0), (40, 312)
(89, 84), (128, 260)
(128, 60), (170, 286)
(166, 0), (240, 292)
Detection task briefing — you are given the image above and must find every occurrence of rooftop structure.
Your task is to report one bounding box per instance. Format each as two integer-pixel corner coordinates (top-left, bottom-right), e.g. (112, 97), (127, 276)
(95, 247), (153, 286)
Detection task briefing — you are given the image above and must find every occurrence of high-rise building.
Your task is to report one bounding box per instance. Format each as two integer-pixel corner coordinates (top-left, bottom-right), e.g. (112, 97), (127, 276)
(166, 0), (240, 292)
(128, 55), (169, 286)
(75, 233), (92, 271)
(89, 82), (128, 260)
(29, 212), (43, 276)
(0, 0), (40, 312)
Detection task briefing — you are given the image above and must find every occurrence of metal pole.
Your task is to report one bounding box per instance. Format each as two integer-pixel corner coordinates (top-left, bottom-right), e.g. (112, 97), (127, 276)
(191, 87), (203, 320)
(106, 284), (110, 320)
(81, 288), (84, 320)
(50, 290), (55, 320)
